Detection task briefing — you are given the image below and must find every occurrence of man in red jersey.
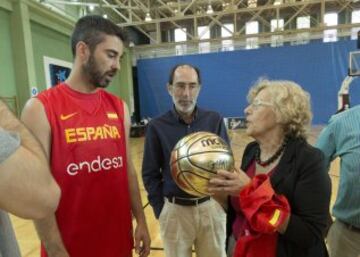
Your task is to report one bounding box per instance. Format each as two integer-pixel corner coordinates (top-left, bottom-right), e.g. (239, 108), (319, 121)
(21, 15), (150, 257)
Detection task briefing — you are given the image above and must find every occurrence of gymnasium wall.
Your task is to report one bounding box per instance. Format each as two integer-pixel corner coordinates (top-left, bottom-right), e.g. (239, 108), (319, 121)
(31, 21), (73, 92)
(0, 8), (17, 98)
(0, 0), (134, 114)
(30, 20), (133, 106)
(115, 49), (134, 112)
(137, 39), (360, 125)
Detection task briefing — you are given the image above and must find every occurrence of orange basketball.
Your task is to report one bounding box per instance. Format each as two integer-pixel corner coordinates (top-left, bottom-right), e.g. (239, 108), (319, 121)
(170, 131), (234, 197)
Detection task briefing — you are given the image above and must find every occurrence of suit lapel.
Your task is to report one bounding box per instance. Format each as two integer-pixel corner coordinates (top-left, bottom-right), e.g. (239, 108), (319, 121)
(241, 141), (257, 171)
(271, 139), (297, 188)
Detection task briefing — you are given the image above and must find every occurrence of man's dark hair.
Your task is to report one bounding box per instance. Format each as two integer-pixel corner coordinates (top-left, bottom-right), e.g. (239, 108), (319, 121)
(71, 15), (127, 57)
(168, 64), (202, 85)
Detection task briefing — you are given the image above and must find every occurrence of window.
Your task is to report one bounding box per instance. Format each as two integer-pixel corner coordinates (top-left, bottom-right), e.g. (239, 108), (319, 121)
(296, 16), (310, 44)
(248, 0), (257, 8)
(198, 26), (210, 53)
(324, 13), (338, 42)
(297, 16), (310, 29)
(246, 21), (259, 49)
(351, 10), (360, 40)
(271, 19), (284, 47)
(221, 24), (234, 51)
(174, 28), (187, 55)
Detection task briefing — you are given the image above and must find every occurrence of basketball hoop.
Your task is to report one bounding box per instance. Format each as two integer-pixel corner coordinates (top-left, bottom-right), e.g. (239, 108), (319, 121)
(337, 51), (360, 113)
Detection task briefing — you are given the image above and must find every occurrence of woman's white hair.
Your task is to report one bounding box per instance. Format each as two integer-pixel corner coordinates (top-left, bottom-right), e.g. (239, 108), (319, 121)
(247, 79), (312, 139)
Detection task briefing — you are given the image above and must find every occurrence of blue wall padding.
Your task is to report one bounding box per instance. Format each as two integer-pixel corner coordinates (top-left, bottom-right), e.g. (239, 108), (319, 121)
(137, 39), (360, 124)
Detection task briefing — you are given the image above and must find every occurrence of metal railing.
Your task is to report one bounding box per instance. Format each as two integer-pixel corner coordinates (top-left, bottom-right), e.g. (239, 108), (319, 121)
(132, 25), (358, 60)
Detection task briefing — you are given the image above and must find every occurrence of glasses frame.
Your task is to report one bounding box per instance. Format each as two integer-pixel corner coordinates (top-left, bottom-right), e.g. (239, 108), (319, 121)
(249, 99), (274, 109)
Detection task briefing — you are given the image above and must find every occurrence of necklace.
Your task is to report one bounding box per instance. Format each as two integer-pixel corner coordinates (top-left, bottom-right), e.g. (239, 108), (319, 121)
(255, 138), (288, 167)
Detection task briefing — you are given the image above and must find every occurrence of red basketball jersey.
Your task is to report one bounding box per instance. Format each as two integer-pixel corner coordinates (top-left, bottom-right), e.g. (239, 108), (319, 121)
(37, 83), (133, 257)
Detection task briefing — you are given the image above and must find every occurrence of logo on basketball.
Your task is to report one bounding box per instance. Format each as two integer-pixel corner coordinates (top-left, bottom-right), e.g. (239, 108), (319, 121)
(170, 131), (234, 197)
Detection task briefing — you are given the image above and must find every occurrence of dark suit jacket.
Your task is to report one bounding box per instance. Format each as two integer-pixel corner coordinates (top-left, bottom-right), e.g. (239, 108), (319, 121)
(227, 137), (331, 257)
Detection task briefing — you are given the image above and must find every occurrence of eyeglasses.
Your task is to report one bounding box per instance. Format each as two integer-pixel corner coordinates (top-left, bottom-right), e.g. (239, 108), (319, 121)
(172, 82), (200, 92)
(249, 99), (273, 109)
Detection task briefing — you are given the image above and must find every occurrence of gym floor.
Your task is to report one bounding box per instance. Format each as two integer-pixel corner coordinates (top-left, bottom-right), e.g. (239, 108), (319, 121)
(10, 128), (340, 257)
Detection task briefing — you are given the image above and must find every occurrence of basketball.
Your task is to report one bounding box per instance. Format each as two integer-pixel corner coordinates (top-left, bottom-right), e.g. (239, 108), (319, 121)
(170, 131), (234, 197)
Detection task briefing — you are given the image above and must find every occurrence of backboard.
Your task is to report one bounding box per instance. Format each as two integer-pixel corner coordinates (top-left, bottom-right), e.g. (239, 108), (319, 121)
(349, 51), (360, 76)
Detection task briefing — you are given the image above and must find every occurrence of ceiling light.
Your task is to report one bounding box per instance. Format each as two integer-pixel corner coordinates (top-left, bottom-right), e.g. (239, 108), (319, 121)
(145, 12), (152, 22)
(206, 4), (213, 14)
(103, 14), (108, 19)
(89, 4), (95, 11)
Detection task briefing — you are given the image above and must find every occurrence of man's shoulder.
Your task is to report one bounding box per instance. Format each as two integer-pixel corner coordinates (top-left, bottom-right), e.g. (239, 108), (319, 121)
(321, 107), (360, 134)
(144, 112), (173, 138)
(148, 110), (173, 125)
(37, 85), (57, 96)
(37, 84), (65, 102)
(330, 105), (360, 123)
(101, 90), (123, 103)
(197, 107), (222, 118)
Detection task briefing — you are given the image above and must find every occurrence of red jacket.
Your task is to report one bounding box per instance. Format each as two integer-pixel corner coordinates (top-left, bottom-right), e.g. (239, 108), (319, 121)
(234, 174), (290, 257)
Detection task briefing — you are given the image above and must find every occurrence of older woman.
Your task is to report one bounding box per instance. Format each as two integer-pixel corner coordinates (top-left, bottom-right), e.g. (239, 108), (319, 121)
(209, 79), (331, 257)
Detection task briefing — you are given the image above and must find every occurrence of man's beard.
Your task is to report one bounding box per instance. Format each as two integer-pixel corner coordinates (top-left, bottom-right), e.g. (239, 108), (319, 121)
(83, 55), (116, 88)
(173, 96), (197, 116)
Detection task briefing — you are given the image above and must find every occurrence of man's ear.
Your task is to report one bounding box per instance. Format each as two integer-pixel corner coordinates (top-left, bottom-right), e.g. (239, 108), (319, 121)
(167, 83), (173, 96)
(76, 41), (90, 63)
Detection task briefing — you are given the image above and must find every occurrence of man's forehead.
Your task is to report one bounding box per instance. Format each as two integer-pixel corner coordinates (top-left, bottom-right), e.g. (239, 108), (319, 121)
(98, 35), (123, 49)
(175, 65), (195, 72)
(174, 66), (198, 79)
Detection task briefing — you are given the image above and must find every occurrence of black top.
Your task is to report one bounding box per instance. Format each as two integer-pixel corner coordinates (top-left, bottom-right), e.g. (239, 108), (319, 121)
(227, 137), (331, 257)
(142, 106), (229, 218)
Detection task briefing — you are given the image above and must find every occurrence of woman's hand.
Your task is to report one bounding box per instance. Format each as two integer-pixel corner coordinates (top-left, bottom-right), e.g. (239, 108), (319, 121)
(208, 168), (251, 196)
